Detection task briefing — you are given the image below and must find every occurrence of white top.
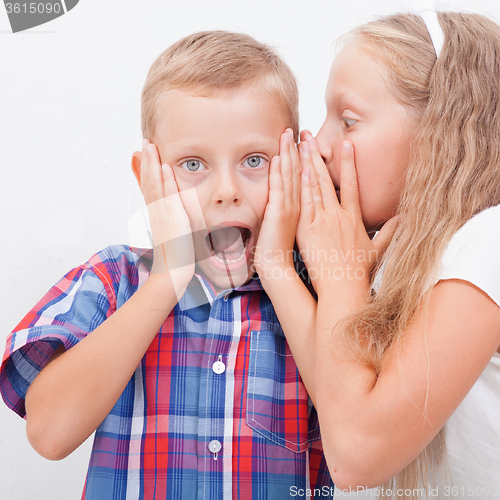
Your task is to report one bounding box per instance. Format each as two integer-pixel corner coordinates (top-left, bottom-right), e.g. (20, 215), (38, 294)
(433, 205), (500, 497)
(335, 205), (500, 499)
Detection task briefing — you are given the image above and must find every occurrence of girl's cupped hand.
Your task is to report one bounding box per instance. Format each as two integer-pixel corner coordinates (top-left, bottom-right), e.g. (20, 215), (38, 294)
(297, 131), (399, 298)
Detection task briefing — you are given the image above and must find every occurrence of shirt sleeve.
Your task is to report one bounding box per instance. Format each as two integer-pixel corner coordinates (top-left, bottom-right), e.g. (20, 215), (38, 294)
(438, 205), (500, 307)
(0, 256), (117, 418)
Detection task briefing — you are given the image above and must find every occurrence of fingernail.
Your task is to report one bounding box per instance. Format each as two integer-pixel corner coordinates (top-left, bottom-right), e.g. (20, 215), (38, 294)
(287, 128), (294, 138)
(342, 140), (353, 151)
(301, 141), (311, 153)
(142, 139), (148, 149)
(306, 134), (315, 145)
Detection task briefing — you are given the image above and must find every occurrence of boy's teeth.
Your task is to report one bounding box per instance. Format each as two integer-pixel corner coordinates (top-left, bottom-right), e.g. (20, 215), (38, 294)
(211, 237), (249, 263)
(212, 253), (245, 264)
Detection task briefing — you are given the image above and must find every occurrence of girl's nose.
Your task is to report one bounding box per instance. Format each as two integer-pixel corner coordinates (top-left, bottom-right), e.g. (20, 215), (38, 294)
(315, 123), (334, 166)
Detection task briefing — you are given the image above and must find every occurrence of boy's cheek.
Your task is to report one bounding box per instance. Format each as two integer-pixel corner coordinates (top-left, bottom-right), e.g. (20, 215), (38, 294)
(255, 203), (268, 231)
(173, 168), (208, 190)
(172, 171), (208, 222)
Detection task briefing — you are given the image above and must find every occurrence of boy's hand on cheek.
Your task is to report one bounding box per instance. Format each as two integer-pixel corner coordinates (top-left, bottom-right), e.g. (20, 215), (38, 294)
(140, 140), (196, 296)
(254, 129), (300, 282)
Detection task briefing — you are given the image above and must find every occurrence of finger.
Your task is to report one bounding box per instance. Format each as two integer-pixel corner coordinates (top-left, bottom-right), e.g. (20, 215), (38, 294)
(175, 184), (207, 263)
(339, 140), (362, 217)
(141, 137), (150, 160)
(287, 129), (301, 206)
(165, 166), (207, 234)
(140, 139), (150, 199)
(305, 134), (338, 209)
(145, 143), (165, 202)
(299, 140), (323, 212)
(279, 131), (294, 207)
(299, 169), (315, 225)
(161, 163), (180, 197)
(156, 165), (187, 229)
(300, 129), (313, 143)
(268, 155), (284, 206)
(372, 214), (401, 256)
(178, 187), (207, 233)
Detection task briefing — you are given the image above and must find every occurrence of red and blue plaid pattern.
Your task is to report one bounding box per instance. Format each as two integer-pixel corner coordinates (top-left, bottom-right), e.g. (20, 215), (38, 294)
(1, 245), (333, 499)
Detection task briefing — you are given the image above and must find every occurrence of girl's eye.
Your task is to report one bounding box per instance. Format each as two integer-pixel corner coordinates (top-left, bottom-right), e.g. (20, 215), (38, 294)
(342, 117), (357, 128)
(182, 159), (206, 172)
(244, 156), (264, 168)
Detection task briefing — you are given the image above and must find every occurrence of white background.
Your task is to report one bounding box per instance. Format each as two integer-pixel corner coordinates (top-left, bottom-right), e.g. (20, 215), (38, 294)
(1, 0), (499, 498)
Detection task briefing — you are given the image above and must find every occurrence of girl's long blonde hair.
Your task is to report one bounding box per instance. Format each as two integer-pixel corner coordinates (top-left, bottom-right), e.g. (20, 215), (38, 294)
(341, 12), (500, 497)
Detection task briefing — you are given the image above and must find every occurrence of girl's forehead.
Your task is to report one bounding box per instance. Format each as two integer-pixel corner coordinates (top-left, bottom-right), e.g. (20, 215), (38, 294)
(325, 44), (391, 105)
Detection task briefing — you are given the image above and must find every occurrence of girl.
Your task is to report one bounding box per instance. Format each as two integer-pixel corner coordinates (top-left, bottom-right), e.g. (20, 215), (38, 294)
(256, 11), (500, 498)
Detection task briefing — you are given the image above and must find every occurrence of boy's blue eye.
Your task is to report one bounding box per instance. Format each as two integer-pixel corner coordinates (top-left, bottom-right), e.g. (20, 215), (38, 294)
(244, 156), (264, 168)
(182, 159), (206, 172)
(342, 117), (357, 128)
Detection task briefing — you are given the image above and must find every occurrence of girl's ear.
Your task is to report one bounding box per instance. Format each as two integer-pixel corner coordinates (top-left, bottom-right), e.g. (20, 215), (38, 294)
(131, 151), (142, 187)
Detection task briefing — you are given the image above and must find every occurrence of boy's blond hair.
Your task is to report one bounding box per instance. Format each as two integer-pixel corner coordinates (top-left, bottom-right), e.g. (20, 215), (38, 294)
(141, 31), (299, 142)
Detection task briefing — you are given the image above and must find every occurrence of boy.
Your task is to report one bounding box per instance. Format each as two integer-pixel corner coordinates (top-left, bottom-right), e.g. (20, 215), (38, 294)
(0, 31), (332, 499)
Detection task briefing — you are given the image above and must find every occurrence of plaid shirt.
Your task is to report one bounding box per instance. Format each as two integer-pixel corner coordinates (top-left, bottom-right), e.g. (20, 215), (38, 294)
(1, 245), (333, 499)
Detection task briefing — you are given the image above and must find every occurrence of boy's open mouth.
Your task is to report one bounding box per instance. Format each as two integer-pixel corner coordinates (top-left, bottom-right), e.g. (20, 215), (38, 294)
(206, 225), (252, 264)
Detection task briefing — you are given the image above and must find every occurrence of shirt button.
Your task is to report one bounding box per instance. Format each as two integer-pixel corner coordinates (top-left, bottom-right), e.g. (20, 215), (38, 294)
(208, 440), (222, 454)
(212, 354), (226, 375)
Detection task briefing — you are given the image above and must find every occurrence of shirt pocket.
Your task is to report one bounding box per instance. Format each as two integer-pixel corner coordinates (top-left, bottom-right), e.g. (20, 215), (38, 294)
(246, 328), (320, 453)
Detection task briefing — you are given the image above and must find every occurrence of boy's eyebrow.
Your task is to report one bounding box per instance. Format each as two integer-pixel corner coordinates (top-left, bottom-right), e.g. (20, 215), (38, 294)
(164, 141), (205, 150)
(164, 138), (281, 152)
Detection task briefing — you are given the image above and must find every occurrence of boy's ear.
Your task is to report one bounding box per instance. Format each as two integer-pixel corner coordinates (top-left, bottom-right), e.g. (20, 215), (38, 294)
(131, 151), (142, 188)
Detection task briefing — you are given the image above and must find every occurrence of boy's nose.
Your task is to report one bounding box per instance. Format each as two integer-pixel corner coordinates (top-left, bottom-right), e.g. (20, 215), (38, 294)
(213, 170), (242, 206)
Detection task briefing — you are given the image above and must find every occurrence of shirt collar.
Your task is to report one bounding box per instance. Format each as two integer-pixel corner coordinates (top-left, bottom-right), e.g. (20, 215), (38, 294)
(192, 272), (264, 303)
